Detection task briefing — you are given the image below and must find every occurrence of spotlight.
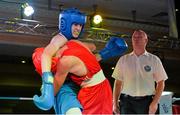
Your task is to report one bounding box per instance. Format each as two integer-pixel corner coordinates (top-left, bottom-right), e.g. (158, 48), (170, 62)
(21, 3), (34, 17)
(90, 14), (103, 28)
(93, 14), (102, 24)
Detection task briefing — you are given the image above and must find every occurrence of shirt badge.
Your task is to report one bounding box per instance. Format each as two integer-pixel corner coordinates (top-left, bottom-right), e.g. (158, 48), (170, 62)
(144, 65), (151, 72)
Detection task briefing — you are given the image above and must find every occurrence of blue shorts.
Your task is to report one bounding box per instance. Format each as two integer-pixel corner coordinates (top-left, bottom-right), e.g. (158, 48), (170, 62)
(54, 81), (83, 114)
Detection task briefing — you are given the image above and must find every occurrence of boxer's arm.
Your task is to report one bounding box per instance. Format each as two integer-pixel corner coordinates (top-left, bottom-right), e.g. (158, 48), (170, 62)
(42, 34), (68, 72)
(80, 38), (128, 61)
(54, 57), (70, 95)
(33, 34), (68, 110)
(99, 37), (128, 60)
(54, 56), (87, 95)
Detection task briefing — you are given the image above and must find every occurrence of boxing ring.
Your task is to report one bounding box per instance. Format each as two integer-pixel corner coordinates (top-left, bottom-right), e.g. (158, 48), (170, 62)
(0, 17), (125, 113)
(0, 97), (32, 101)
(1, 18), (180, 114)
(1, 91), (180, 114)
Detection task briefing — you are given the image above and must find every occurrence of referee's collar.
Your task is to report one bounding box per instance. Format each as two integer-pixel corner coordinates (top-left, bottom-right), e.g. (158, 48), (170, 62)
(130, 51), (149, 57)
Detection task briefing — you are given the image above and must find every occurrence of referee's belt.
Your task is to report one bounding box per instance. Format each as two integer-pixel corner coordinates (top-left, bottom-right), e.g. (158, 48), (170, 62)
(121, 94), (153, 100)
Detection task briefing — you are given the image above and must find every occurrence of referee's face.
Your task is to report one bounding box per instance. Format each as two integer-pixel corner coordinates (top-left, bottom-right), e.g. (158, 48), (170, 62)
(132, 30), (148, 49)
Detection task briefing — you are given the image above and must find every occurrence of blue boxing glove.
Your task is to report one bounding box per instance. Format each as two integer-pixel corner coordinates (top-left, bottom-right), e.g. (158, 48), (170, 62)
(99, 37), (128, 60)
(33, 72), (54, 110)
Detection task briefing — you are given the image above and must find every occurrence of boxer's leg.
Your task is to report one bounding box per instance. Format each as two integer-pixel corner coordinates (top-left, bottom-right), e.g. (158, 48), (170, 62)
(66, 107), (82, 115)
(54, 81), (82, 114)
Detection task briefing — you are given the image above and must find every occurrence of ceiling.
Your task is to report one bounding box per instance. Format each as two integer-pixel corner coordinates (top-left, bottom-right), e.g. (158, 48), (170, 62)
(0, 0), (178, 38)
(42, 0), (168, 24)
(0, 0), (169, 24)
(0, 0), (180, 114)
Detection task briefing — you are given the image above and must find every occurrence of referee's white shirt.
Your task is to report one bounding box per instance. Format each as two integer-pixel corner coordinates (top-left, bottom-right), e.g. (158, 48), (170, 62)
(112, 51), (168, 97)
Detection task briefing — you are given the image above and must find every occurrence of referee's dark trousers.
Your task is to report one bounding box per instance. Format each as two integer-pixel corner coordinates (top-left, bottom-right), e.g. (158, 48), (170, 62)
(119, 94), (159, 114)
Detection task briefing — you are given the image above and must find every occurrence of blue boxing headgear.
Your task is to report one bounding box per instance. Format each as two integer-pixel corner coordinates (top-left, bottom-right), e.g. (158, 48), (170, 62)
(59, 8), (86, 40)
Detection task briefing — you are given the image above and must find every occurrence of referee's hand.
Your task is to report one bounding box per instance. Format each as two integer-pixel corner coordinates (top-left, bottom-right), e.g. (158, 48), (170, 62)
(113, 103), (120, 114)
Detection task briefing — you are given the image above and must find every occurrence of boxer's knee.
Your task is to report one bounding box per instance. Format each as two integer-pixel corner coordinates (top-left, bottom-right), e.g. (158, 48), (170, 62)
(66, 107), (82, 115)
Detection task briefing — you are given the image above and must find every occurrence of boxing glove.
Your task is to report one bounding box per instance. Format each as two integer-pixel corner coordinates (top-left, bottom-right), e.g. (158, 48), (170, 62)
(99, 37), (128, 60)
(33, 72), (54, 110)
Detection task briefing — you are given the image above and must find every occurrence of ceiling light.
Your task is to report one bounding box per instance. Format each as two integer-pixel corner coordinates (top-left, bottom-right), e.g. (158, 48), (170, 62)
(22, 3), (34, 17)
(21, 60), (26, 64)
(90, 14), (103, 28)
(93, 14), (102, 24)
